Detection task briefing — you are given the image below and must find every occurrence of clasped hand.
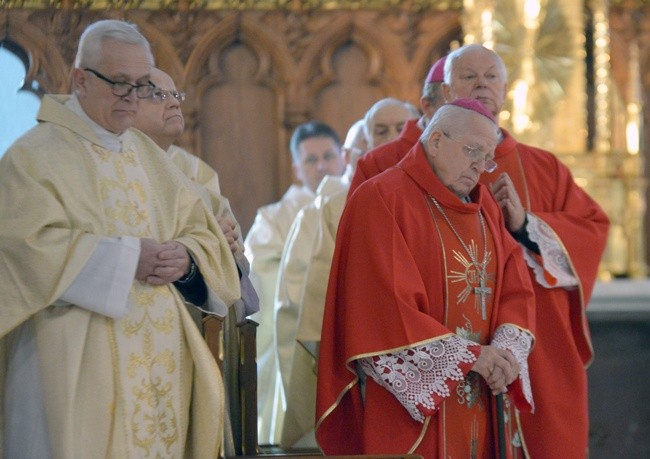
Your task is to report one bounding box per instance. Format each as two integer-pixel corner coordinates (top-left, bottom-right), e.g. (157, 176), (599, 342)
(218, 216), (240, 255)
(136, 238), (191, 285)
(490, 172), (526, 232)
(471, 345), (520, 395)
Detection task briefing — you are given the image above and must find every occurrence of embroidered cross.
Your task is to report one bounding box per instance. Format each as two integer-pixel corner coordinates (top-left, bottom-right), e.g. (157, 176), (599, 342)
(474, 273), (492, 320)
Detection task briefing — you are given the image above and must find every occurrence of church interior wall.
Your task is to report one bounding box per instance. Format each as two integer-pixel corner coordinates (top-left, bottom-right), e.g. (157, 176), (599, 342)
(2, 3), (647, 278)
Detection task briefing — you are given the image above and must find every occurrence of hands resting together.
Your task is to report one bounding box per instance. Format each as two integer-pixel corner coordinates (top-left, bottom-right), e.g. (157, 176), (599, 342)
(136, 238), (191, 285)
(135, 217), (240, 286)
(472, 345), (520, 395)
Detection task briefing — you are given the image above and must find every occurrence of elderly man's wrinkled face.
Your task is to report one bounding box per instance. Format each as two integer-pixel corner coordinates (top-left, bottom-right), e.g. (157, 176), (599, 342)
(293, 136), (346, 192)
(444, 48), (507, 117)
(425, 114), (498, 198)
(74, 39), (152, 134)
(368, 105), (418, 149)
(134, 69), (185, 150)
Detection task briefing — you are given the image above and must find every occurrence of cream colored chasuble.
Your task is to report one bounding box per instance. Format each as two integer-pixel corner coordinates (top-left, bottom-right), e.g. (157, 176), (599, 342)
(87, 140), (192, 457)
(85, 142), (192, 457)
(1, 95), (235, 459)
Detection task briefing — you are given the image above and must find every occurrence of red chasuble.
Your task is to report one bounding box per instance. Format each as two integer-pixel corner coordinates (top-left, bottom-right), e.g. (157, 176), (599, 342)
(316, 142), (535, 458)
(479, 129), (609, 458)
(348, 118), (422, 197)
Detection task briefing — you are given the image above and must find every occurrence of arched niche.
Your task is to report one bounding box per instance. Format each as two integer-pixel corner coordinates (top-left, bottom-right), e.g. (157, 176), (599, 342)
(184, 14), (295, 234)
(291, 13), (408, 139)
(130, 17), (185, 86)
(407, 11), (463, 95)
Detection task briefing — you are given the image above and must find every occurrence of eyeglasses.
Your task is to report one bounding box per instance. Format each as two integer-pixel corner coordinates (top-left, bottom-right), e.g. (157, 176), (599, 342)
(442, 131), (497, 173)
(149, 88), (187, 104)
(84, 68), (155, 99)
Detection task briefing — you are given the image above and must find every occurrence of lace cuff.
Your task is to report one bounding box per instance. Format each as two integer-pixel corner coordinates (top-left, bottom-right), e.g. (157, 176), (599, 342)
(358, 336), (479, 423)
(522, 213), (578, 289)
(492, 325), (534, 412)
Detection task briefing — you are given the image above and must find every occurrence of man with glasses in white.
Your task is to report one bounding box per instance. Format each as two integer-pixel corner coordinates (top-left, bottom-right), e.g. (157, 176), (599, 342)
(0, 19), (239, 458)
(134, 67), (260, 455)
(134, 67), (254, 294)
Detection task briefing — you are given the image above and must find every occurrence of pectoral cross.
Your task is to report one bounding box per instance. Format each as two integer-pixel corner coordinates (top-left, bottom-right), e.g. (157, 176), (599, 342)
(474, 270), (492, 320)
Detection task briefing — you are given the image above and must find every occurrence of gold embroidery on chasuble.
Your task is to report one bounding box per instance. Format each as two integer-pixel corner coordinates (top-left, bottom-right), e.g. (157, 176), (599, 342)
(89, 143), (190, 457)
(455, 316), (483, 410)
(426, 195), (497, 458)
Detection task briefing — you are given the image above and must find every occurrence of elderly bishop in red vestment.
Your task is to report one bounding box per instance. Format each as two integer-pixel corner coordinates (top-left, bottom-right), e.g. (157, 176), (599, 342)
(442, 44), (610, 458)
(316, 99), (536, 458)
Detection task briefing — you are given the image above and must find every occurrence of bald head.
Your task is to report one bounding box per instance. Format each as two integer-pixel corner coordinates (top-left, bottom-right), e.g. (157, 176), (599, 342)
(364, 97), (419, 149)
(133, 68), (185, 150)
(343, 119), (368, 172)
(420, 102), (499, 198)
(442, 44), (507, 118)
(149, 67), (173, 87)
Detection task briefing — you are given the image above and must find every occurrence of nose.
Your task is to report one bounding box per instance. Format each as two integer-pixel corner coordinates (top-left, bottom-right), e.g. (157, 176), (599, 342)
(317, 160), (329, 172)
(167, 97), (180, 109)
(468, 155), (488, 173)
(475, 74), (487, 88)
(121, 87), (138, 102)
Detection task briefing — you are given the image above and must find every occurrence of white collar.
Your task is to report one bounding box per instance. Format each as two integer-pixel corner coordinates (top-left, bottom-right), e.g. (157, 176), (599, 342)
(66, 94), (127, 152)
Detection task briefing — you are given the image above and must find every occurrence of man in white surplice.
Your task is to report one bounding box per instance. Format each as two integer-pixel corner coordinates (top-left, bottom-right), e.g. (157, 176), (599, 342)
(133, 67), (259, 321)
(245, 121), (346, 445)
(274, 98), (419, 448)
(0, 20), (239, 458)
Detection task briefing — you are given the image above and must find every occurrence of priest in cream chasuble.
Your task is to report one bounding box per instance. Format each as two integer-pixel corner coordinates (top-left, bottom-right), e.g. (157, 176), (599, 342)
(0, 92), (239, 457)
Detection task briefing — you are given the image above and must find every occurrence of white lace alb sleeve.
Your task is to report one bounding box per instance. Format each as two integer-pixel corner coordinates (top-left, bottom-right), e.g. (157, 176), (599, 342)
(522, 213), (578, 289)
(492, 325), (534, 411)
(358, 335), (479, 423)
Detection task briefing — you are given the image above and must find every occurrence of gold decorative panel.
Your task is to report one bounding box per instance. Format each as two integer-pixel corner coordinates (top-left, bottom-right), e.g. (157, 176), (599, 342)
(2, 0), (463, 11)
(463, 0), (585, 154)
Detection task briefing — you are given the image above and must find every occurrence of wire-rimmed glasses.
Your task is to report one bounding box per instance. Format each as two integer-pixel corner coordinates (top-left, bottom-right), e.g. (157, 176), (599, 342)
(149, 88), (187, 104)
(442, 131), (498, 173)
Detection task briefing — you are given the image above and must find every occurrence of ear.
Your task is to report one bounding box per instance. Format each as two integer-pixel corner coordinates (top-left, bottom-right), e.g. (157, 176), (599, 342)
(292, 161), (302, 183)
(71, 68), (87, 96)
(420, 95), (433, 117)
(427, 130), (443, 156)
(441, 83), (453, 103)
(343, 147), (351, 164)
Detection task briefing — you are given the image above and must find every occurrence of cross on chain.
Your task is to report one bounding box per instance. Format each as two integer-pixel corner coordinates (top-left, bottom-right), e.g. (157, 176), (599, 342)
(428, 195), (493, 321)
(474, 269), (492, 320)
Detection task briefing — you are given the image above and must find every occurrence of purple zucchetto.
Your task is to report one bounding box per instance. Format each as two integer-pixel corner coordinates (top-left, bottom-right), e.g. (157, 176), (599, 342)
(448, 97), (496, 124)
(425, 56), (447, 84)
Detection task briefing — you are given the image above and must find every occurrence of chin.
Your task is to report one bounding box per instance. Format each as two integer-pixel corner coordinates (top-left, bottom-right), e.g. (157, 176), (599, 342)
(113, 114), (136, 130)
(475, 97), (494, 110)
(169, 128), (184, 139)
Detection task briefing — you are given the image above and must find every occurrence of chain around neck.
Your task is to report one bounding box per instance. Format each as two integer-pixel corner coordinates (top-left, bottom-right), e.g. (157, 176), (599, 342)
(428, 195), (488, 271)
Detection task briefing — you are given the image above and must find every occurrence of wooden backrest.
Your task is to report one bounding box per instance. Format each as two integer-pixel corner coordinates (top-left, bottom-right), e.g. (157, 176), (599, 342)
(203, 312), (260, 456)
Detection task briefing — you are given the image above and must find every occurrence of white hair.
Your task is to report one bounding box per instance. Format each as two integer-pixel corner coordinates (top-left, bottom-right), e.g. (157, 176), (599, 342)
(75, 19), (154, 69)
(419, 103), (497, 147)
(363, 97), (418, 142)
(443, 44), (507, 84)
